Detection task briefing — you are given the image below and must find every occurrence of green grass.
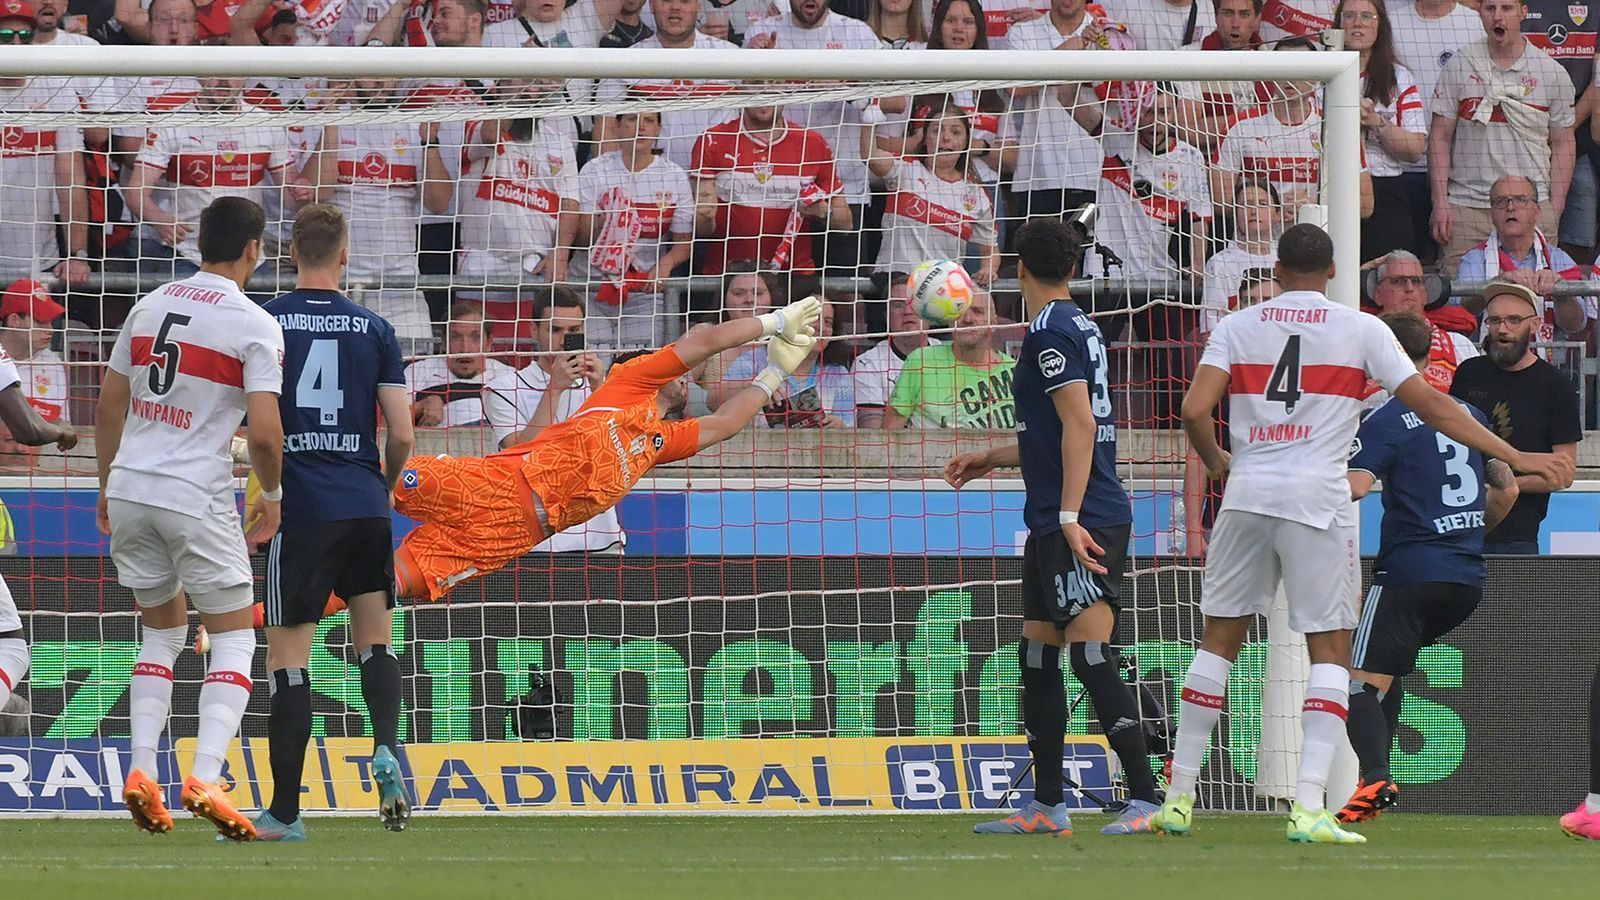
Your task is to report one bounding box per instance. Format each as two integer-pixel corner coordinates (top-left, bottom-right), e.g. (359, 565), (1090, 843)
(0, 813), (1592, 899)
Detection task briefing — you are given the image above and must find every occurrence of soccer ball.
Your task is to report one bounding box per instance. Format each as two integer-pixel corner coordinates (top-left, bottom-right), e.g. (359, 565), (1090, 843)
(908, 259), (976, 324)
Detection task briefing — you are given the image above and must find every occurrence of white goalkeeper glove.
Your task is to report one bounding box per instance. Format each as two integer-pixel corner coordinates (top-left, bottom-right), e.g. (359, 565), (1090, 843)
(757, 295), (822, 343)
(754, 332), (817, 398)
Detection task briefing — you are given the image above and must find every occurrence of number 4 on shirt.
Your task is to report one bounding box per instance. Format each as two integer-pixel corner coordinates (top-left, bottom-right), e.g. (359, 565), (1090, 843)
(1265, 335), (1303, 413)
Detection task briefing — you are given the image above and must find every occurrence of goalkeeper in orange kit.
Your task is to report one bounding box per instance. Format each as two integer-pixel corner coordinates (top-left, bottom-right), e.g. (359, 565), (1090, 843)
(392, 294), (821, 600)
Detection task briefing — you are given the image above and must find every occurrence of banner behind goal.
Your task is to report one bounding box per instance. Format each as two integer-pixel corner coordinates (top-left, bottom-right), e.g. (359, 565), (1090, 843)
(0, 46), (1361, 813)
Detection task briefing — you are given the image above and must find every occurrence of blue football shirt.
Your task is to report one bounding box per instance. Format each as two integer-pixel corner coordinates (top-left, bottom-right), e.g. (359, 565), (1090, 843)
(1349, 396), (1491, 587)
(262, 289), (406, 528)
(1013, 299), (1131, 535)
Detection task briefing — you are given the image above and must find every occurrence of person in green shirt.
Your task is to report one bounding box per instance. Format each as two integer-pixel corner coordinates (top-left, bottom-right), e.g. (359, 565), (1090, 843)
(886, 289), (1017, 429)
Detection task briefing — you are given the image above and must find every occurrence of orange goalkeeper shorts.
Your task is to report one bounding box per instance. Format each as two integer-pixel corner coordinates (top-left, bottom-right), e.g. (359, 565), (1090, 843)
(393, 455), (548, 601)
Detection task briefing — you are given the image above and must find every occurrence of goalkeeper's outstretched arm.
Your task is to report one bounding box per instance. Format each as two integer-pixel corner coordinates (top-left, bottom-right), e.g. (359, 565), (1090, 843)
(672, 296), (822, 370)
(691, 320), (820, 452)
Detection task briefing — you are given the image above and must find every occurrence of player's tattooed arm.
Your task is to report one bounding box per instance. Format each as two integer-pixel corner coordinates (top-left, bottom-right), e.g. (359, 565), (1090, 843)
(1483, 459), (1519, 532)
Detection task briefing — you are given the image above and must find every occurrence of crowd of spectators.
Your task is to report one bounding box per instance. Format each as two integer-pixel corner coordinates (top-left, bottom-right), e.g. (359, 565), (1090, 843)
(1, 0), (1598, 446)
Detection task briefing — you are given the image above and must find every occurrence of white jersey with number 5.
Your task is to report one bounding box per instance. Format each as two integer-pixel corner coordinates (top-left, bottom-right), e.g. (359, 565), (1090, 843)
(1198, 290), (1416, 528)
(107, 272), (285, 517)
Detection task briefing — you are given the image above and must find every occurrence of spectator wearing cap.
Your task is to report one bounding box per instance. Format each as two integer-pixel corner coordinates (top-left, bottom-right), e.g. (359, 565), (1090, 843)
(1428, 0), (1576, 274)
(1456, 174), (1596, 348)
(1449, 280), (1581, 554)
(0, 279), (70, 425)
(1363, 250), (1479, 401)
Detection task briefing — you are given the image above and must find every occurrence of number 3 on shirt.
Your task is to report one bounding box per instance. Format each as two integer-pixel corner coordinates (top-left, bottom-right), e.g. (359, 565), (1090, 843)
(298, 339), (345, 426)
(1436, 433), (1479, 508)
(1085, 331), (1112, 418)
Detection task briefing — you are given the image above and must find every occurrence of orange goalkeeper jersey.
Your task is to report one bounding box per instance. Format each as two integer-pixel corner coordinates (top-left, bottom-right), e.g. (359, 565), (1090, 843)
(494, 346), (700, 532)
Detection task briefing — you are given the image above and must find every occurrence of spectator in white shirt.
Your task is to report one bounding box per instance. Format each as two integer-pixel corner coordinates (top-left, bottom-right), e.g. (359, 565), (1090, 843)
(1173, 0), (1264, 155)
(1338, 0), (1427, 261)
(1429, 0), (1576, 274)
(868, 0), (927, 46)
(0, 279), (71, 425)
(925, 0), (1019, 183)
(1201, 176), (1280, 329)
(483, 0), (616, 47)
(577, 108), (695, 351)
(0, 26), (90, 287)
(483, 285), (602, 449)
(406, 303), (515, 427)
(1122, 0), (1215, 50)
(852, 275), (938, 427)
(1002, 0), (1131, 225)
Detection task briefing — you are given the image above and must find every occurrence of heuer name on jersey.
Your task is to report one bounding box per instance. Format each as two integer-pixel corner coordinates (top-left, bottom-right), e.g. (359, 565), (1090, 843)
(273, 312), (374, 334)
(285, 432), (363, 453)
(1433, 509), (1486, 533)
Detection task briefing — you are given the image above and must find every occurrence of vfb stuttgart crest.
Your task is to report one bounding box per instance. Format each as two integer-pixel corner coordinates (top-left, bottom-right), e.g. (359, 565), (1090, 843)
(1571, 5), (1588, 26)
(753, 161), (773, 184)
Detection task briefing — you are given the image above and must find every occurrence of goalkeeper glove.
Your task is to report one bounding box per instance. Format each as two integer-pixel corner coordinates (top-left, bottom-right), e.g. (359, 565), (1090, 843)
(754, 333), (817, 398)
(757, 295), (822, 343)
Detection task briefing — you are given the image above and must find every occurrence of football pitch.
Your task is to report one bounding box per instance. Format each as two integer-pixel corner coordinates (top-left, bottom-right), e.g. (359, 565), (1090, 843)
(0, 814), (1592, 899)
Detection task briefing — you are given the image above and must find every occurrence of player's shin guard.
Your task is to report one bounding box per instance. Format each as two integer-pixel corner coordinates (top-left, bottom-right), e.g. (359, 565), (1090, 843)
(267, 668), (312, 824)
(0, 637), (28, 711)
(360, 645), (402, 754)
(1295, 664), (1350, 812)
(1169, 649), (1232, 797)
(1069, 642), (1157, 803)
(192, 628), (255, 785)
(1346, 680), (1392, 783)
(130, 625), (187, 776)
(1019, 638), (1066, 807)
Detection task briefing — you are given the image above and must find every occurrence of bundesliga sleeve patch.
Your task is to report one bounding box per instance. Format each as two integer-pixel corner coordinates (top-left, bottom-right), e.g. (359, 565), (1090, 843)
(1038, 347), (1066, 379)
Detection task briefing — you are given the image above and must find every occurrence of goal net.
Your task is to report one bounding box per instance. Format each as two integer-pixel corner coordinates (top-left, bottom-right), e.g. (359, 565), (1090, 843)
(0, 45), (1361, 814)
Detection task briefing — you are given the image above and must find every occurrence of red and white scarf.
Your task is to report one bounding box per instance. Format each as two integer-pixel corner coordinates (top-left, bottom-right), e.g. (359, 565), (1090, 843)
(1482, 228), (1579, 342)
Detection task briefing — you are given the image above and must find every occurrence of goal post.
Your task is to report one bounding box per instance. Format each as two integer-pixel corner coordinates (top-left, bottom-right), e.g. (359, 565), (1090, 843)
(0, 44), (1365, 815)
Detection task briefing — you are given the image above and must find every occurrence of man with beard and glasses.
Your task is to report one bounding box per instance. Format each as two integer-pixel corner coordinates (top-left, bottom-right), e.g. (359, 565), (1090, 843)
(1448, 281), (1581, 555)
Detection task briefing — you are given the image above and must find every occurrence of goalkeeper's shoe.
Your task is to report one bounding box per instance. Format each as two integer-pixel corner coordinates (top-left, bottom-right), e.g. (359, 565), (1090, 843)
(244, 811), (305, 842)
(122, 768), (173, 835)
(1150, 790), (1194, 836)
(1336, 778), (1399, 823)
(1101, 799), (1161, 835)
(1287, 804), (1367, 844)
(973, 800), (1072, 835)
(1559, 803), (1600, 840)
(373, 746), (412, 832)
(182, 775), (256, 842)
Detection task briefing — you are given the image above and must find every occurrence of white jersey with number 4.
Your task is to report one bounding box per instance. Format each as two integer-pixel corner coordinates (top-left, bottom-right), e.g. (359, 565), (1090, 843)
(107, 272), (285, 517)
(1198, 290), (1416, 529)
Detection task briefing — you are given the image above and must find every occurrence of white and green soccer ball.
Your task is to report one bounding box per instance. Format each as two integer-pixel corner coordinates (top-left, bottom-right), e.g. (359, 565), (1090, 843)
(908, 259), (976, 325)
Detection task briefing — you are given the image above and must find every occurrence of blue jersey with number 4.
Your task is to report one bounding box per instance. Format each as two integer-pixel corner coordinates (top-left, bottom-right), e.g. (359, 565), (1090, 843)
(263, 289), (406, 527)
(1349, 396), (1490, 587)
(1014, 299), (1131, 535)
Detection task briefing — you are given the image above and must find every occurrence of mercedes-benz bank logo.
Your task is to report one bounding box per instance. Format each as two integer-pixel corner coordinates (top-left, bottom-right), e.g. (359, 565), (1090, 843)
(1549, 24), (1570, 44)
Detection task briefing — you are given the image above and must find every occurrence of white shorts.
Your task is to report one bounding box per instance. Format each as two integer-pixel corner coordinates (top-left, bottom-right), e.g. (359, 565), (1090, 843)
(1200, 510), (1360, 634)
(0, 577), (18, 633)
(107, 497), (254, 614)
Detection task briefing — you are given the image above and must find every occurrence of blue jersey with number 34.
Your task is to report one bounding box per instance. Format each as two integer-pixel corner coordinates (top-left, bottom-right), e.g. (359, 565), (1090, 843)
(1014, 299), (1131, 535)
(263, 289), (406, 528)
(1349, 396), (1490, 587)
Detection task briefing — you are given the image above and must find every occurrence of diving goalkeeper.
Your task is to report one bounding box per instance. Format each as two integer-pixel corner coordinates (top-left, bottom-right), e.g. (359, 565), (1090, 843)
(393, 296), (822, 601)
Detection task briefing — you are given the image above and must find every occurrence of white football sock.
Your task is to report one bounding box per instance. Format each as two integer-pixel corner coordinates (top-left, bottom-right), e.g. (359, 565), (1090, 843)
(1586, 793), (1600, 815)
(129, 625), (187, 776)
(1295, 663), (1350, 812)
(191, 628), (255, 785)
(1169, 649), (1233, 797)
(0, 637), (28, 711)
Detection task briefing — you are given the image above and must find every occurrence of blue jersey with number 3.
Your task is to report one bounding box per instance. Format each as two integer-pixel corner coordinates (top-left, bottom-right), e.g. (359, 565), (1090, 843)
(263, 289), (406, 528)
(1349, 396), (1490, 587)
(1014, 299), (1131, 534)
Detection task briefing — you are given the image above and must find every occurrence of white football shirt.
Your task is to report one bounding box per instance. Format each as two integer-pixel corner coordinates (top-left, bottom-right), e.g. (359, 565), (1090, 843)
(1198, 290), (1417, 528)
(107, 272), (285, 517)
